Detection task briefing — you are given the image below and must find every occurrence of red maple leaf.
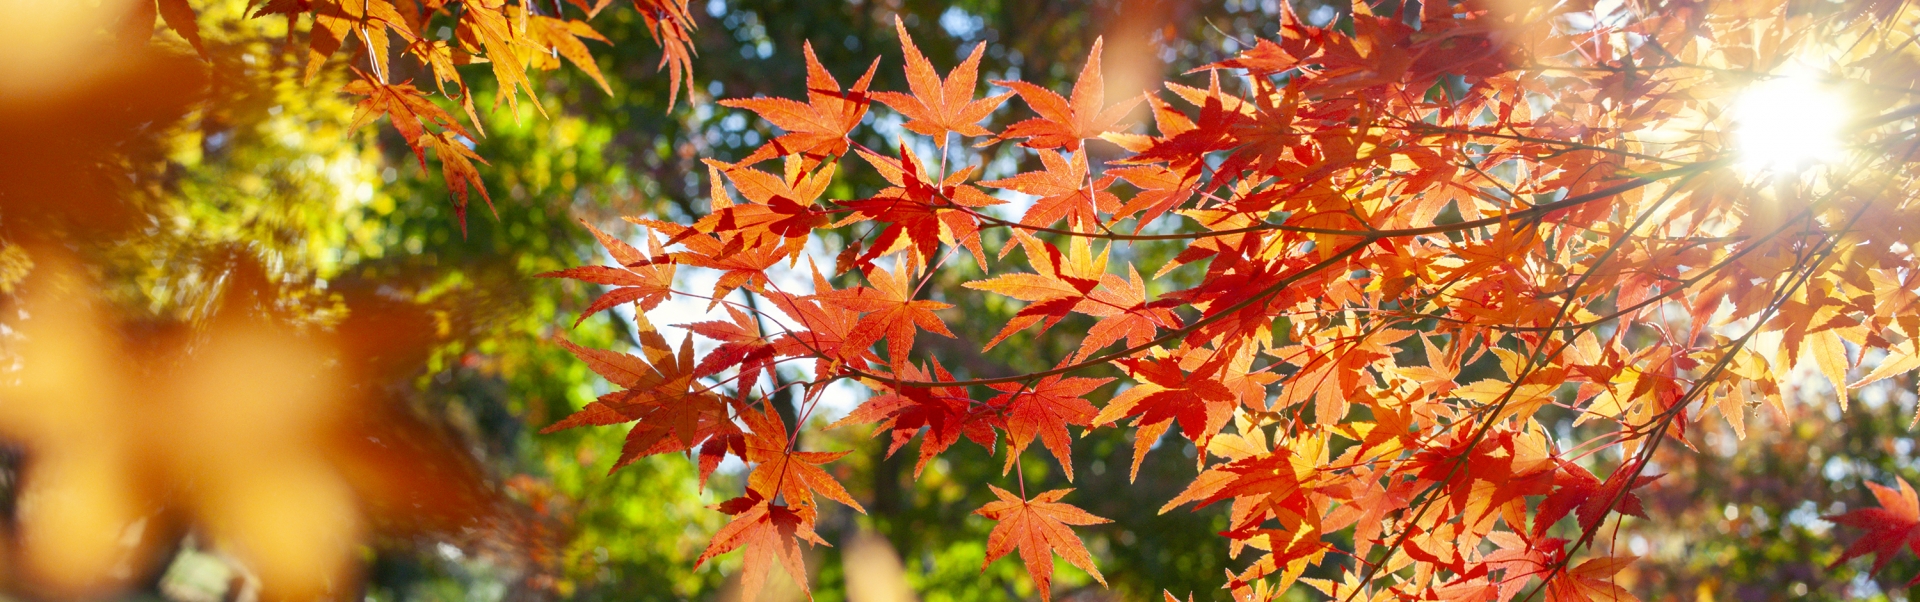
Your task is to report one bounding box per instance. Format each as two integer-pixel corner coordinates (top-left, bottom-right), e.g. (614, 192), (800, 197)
(846, 144), (1001, 269)
(690, 160), (838, 260)
(632, 218), (784, 302)
(1829, 477), (1920, 580)
(1534, 460), (1661, 539)
(831, 361), (996, 476)
(1108, 163), (1199, 231)
(680, 305), (776, 393)
(761, 265), (877, 372)
(1546, 555), (1640, 602)
(1092, 354), (1239, 479)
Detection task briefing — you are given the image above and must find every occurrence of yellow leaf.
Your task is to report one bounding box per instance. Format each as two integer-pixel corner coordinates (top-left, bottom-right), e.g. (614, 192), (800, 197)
(1806, 329), (1851, 410)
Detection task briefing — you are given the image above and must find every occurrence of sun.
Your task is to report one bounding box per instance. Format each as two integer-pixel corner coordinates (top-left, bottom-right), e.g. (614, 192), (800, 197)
(1730, 72), (1849, 173)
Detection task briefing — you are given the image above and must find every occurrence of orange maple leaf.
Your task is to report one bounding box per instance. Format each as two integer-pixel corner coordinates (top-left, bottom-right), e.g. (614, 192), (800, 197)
(529, 16), (614, 94)
(816, 259), (955, 368)
(301, 0), (417, 85)
(1546, 555), (1640, 602)
(539, 316), (734, 472)
(1076, 265), (1178, 361)
(343, 77), (472, 167)
(681, 305), (776, 385)
(1098, 352), (1228, 479)
(425, 131), (494, 233)
(845, 144), (1002, 269)
(537, 221), (674, 326)
(741, 404), (865, 517)
(983, 149), (1119, 231)
(762, 271), (876, 372)
(722, 42), (878, 165)
(1108, 163), (1199, 231)
(995, 37), (1140, 152)
(629, 0), (699, 107)
(457, 3), (545, 117)
(989, 375), (1112, 481)
(631, 218), (784, 302)
(697, 494), (829, 602)
(692, 160), (837, 261)
(872, 17), (1012, 146)
(975, 486), (1111, 602)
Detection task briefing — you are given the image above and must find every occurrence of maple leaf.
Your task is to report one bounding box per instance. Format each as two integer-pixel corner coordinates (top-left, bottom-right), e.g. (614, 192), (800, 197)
(1161, 445), (1321, 519)
(425, 131), (494, 233)
(539, 315), (734, 472)
(339, 75), (502, 231)
(301, 0), (419, 84)
(872, 17), (1012, 146)
(966, 235), (1179, 355)
(1075, 264), (1179, 361)
(975, 486), (1111, 602)
(1534, 460), (1662, 539)
(722, 42), (879, 165)
(343, 77), (472, 166)
(631, 0), (699, 107)
(457, 3), (545, 117)
(1122, 74), (1253, 172)
(762, 273), (874, 371)
(538, 221), (674, 326)
(1828, 477), (1920, 581)
(697, 494), (829, 602)
(1223, 520), (1331, 592)
(403, 37), (486, 124)
(832, 361), (995, 477)
(156, 0), (207, 58)
(633, 218), (784, 302)
(1108, 163), (1199, 231)
(815, 259), (955, 368)
(680, 304), (776, 391)
(994, 37), (1140, 151)
(983, 149), (1119, 231)
(1206, 77), (1314, 182)
(989, 375), (1112, 481)
(962, 234), (1104, 349)
(530, 16), (614, 94)
(844, 143), (1000, 268)
(1546, 555), (1641, 602)
(1400, 428), (1557, 535)
(740, 404), (865, 517)
(1093, 354), (1238, 471)
(694, 159), (838, 261)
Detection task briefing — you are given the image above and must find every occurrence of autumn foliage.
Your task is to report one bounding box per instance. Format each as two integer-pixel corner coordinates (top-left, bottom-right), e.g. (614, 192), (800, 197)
(142, 0), (697, 230)
(503, 0), (1920, 598)
(100, 0), (1920, 599)
(520, 0), (1920, 597)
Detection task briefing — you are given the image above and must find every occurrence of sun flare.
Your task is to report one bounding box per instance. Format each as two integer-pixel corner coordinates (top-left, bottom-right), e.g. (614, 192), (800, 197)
(1731, 73), (1849, 173)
